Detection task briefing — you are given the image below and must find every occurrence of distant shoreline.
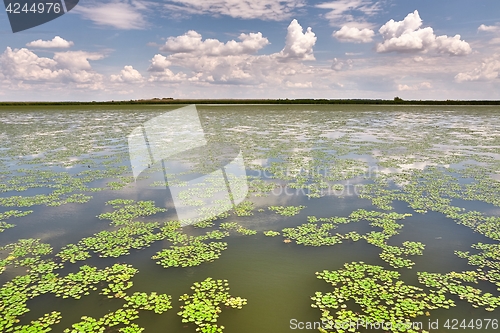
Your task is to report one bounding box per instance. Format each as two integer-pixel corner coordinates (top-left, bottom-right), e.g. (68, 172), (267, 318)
(1, 98), (500, 106)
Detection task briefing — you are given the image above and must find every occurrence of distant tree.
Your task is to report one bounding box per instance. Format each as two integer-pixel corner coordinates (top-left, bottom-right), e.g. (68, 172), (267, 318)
(394, 96), (404, 102)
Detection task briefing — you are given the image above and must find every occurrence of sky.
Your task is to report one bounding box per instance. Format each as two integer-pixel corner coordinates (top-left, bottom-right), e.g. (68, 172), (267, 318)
(1, 0), (500, 101)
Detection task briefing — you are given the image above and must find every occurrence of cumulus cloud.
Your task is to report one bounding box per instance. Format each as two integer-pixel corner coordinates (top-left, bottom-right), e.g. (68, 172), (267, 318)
(285, 81), (312, 88)
(434, 35), (472, 56)
(148, 54), (172, 72)
(333, 26), (374, 43)
(152, 19), (317, 85)
(478, 24), (500, 33)
(0, 47), (104, 88)
(316, 0), (381, 28)
(73, 1), (148, 29)
(397, 81), (431, 91)
(147, 54), (187, 82)
(0, 47), (57, 81)
(53, 51), (105, 70)
(110, 65), (144, 83)
(160, 31), (269, 56)
(279, 19), (316, 60)
(162, 0), (304, 21)
(331, 58), (353, 71)
(455, 55), (500, 82)
(376, 10), (472, 56)
(26, 36), (74, 49)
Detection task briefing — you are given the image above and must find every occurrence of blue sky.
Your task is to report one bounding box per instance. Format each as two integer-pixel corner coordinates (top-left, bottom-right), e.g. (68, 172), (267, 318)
(1, 0), (500, 101)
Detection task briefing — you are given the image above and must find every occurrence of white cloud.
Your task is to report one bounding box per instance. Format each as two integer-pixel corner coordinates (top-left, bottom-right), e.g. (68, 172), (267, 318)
(152, 20), (317, 85)
(160, 31), (269, 56)
(147, 54), (187, 82)
(162, 0), (304, 21)
(478, 24), (500, 33)
(0, 47), (104, 88)
(73, 1), (148, 29)
(397, 81), (432, 91)
(0, 47), (57, 81)
(376, 10), (471, 56)
(316, 0), (381, 28)
(285, 81), (312, 88)
(333, 26), (374, 43)
(110, 65), (144, 83)
(148, 54), (172, 72)
(279, 19), (317, 60)
(332, 58), (353, 71)
(455, 54), (500, 82)
(53, 51), (105, 70)
(434, 35), (472, 56)
(26, 36), (74, 49)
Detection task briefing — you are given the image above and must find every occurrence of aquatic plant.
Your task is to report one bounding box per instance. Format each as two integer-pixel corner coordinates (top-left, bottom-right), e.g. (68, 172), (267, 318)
(281, 210), (420, 268)
(268, 205), (306, 216)
(0, 238), (54, 273)
(79, 222), (164, 258)
(232, 200), (254, 216)
(153, 241), (227, 268)
(64, 309), (140, 333)
(123, 292), (172, 314)
(2, 105), (500, 332)
(193, 220), (215, 228)
(0, 262), (138, 332)
(56, 244), (91, 263)
(0, 222), (15, 233)
(178, 277), (247, 332)
(263, 230), (280, 237)
(455, 242), (500, 270)
(418, 271), (500, 311)
(219, 222), (257, 235)
(247, 178), (278, 197)
(98, 200), (167, 226)
(10, 311), (61, 333)
(312, 262), (455, 332)
(282, 223), (341, 246)
(0, 210), (33, 233)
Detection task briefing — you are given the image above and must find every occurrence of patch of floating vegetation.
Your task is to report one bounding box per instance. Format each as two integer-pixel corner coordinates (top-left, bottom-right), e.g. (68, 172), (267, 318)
(418, 270), (500, 311)
(219, 222), (257, 235)
(0, 261), (138, 332)
(10, 311), (62, 333)
(0, 210), (33, 232)
(153, 240), (228, 268)
(98, 199), (168, 226)
(268, 205), (306, 216)
(233, 201), (254, 216)
(455, 243), (500, 270)
(64, 309), (141, 333)
(193, 220), (215, 228)
(123, 292), (172, 314)
(263, 230), (280, 237)
(0, 238), (55, 274)
(53, 199), (169, 261)
(281, 209), (421, 268)
(79, 221), (164, 258)
(312, 262), (455, 333)
(247, 178), (278, 197)
(178, 277), (247, 333)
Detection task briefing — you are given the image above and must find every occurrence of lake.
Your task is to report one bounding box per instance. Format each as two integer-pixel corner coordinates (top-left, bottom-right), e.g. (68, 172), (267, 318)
(0, 104), (499, 333)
